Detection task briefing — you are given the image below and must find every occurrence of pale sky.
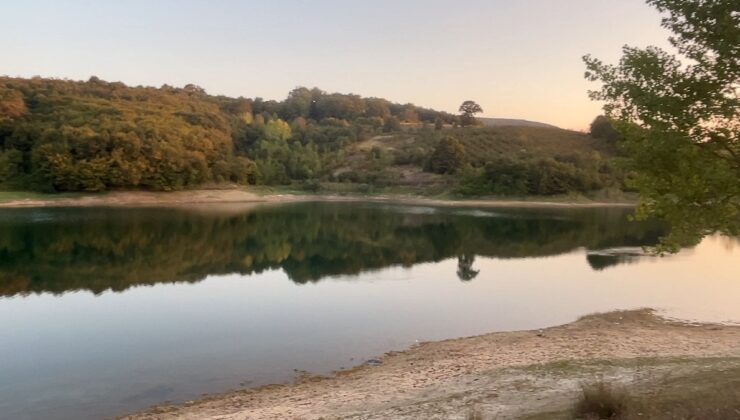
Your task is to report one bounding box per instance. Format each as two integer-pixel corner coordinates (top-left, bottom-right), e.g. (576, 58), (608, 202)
(1, 0), (672, 130)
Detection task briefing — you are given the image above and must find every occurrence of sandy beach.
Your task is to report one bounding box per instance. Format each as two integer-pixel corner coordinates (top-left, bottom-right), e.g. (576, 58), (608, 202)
(0, 189), (635, 209)
(123, 310), (740, 420)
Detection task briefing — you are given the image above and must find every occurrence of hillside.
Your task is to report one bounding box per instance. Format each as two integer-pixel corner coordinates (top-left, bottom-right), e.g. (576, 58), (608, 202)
(330, 125), (621, 195)
(478, 117), (558, 129)
(0, 76), (622, 196)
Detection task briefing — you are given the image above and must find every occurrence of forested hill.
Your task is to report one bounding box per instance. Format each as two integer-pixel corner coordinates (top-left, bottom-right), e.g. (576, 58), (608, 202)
(0, 76), (623, 195)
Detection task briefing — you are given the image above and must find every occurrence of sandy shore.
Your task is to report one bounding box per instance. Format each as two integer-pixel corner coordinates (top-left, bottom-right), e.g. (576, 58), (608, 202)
(124, 310), (740, 420)
(0, 189), (634, 209)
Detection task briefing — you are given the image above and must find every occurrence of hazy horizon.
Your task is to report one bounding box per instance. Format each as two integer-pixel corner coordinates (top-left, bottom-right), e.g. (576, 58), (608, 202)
(1, 0), (672, 130)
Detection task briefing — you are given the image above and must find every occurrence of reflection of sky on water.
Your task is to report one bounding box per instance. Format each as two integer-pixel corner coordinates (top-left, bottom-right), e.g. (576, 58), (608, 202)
(0, 205), (737, 420)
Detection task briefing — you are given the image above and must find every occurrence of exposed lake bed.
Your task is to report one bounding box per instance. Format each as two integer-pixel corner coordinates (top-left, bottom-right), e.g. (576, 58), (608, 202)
(124, 310), (740, 420)
(0, 201), (738, 419)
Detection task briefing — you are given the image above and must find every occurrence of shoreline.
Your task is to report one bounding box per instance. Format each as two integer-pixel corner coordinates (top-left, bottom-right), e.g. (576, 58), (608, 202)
(0, 189), (635, 209)
(124, 310), (740, 420)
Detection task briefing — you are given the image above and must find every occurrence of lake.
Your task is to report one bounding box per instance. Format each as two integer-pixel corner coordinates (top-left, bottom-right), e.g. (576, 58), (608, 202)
(0, 202), (738, 419)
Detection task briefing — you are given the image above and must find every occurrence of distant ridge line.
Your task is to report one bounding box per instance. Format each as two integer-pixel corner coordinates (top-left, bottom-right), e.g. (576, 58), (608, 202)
(478, 117), (559, 129)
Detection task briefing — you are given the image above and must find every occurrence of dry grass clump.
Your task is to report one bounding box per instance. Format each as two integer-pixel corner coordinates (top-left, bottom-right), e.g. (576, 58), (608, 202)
(572, 381), (630, 420)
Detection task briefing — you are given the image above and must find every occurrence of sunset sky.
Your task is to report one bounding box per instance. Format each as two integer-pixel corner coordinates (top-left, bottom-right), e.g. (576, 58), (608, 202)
(1, 0), (672, 130)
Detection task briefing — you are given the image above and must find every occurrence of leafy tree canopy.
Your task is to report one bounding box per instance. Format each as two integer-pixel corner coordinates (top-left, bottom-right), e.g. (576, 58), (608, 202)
(0, 77), (623, 199)
(583, 0), (739, 251)
(459, 100), (483, 127)
(428, 136), (466, 174)
(589, 116), (623, 144)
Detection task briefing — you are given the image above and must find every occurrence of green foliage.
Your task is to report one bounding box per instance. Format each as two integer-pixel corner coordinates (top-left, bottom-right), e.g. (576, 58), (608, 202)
(459, 156), (610, 196)
(314, 93), (366, 120)
(480, 158), (530, 195)
(590, 115), (622, 144)
(428, 136), (466, 174)
(0, 77), (461, 192)
(459, 100), (483, 127)
(281, 87), (314, 119)
(254, 130), (321, 185)
(0, 77), (255, 191)
(383, 116), (401, 132)
(584, 0), (739, 250)
(263, 118), (292, 142)
(365, 98), (391, 119)
(0, 148), (23, 185)
(1, 77), (624, 197)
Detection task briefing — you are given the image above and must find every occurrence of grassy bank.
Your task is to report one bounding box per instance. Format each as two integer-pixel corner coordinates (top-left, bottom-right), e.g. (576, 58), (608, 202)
(520, 358), (740, 420)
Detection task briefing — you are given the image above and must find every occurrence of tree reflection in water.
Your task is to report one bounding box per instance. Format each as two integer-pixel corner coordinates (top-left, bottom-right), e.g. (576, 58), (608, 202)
(456, 255), (479, 281)
(0, 202), (668, 296)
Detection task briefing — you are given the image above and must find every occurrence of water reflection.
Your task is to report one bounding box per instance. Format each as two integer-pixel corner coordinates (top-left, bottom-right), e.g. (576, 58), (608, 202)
(457, 255), (479, 281)
(586, 247), (646, 271)
(0, 203), (667, 296)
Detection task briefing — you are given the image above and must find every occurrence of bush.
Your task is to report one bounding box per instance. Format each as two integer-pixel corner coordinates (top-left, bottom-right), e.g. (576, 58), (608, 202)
(427, 136), (466, 174)
(573, 381), (630, 420)
(483, 158), (530, 195)
(336, 170), (363, 183)
(300, 179), (321, 192)
(382, 116), (401, 132)
(393, 147), (427, 166)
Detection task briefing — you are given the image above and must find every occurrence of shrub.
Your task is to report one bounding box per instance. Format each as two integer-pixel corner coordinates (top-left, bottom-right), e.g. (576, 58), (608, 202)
(300, 179), (321, 192)
(427, 136), (466, 174)
(383, 116), (401, 132)
(573, 381), (630, 420)
(483, 158), (530, 195)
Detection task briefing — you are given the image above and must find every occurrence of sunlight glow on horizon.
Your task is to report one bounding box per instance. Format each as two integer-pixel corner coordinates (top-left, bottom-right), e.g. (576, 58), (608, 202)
(1, 0), (673, 130)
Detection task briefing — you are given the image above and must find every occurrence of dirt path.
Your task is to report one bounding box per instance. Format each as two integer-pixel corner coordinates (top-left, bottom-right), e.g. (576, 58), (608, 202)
(123, 310), (740, 420)
(0, 189), (634, 208)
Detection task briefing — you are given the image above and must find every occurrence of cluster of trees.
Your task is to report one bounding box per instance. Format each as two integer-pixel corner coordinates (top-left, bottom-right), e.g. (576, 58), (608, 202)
(0, 77), (460, 191)
(427, 137), (467, 174)
(419, 124), (623, 196)
(584, 0), (739, 250)
(1, 76), (622, 197)
(0, 77), (256, 191)
(458, 156), (619, 196)
(589, 115), (622, 144)
(259, 87), (458, 125)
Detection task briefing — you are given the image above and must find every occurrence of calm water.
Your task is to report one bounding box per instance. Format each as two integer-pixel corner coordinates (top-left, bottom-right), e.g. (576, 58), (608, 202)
(0, 202), (738, 419)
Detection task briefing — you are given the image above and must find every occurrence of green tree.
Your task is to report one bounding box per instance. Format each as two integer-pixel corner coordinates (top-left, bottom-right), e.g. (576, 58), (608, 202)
(282, 87), (313, 119)
(383, 116), (401, 133)
(0, 148), (23, 184)
(458, 100), (483, 127)
(365, 98), (391, 119)
(589, 115), (622, 144)
(263, 118), (292, 142)
(583, 0), (739, 251)
(428, 136), (466, 174)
